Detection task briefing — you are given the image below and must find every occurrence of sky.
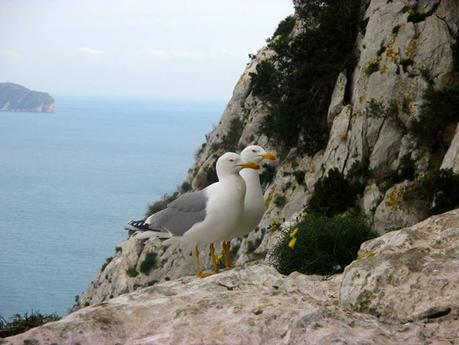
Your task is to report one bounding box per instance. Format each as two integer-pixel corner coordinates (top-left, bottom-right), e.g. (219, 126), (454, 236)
(0, 0), (294, 100)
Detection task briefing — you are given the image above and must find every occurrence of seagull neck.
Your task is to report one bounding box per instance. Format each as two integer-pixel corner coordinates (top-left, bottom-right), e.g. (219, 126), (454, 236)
(218, 172), (244, 183)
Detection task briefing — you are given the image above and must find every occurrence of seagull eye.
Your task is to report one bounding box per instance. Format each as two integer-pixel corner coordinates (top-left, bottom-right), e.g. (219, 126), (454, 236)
(229, 159), (234, 162)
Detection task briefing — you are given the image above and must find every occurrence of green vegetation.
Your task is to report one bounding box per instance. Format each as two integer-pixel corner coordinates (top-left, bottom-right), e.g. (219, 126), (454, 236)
(274, 194), (287, 208)
(377, 44), (386, 57)
(404, 169), (459, 216)
(452, 37), (459, 73)
(293, 170), (305, 185)
(221, 118), (244, 151)
(180, 181), (192, 193)
(407, 4), (439, 24)
(366, 60), (380, 75)
(259, 163), (276, 187)
(308, 168), (357, 217)
(366, 98), (405, 131)
(400, 58), (414, 72)
(126, 266), (139, 278)
(101, 256), (113, 272)
(409, 84), (459, 151)
(0, 312), (60, 338)
(359, 17), (369, 35)
(268, 15), (296, 53)
(272, 213), (376, 275)
(145, 192), (178, 218)
(251, 0), (362, 154)
(139, 252), (158, 274)
(205, 164), (218, 185)
(392, 25), (400, 34)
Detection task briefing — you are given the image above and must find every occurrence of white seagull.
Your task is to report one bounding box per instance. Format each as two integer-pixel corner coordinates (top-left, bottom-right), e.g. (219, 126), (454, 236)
(221, 145), (277, 267)
(125, 152), (260, 277)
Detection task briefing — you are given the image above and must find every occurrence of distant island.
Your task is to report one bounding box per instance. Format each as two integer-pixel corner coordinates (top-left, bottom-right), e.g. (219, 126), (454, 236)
(0, 82), (55, 113)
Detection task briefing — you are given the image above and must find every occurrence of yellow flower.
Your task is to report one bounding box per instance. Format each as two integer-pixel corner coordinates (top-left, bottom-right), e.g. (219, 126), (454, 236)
(288, 237), (297, 249)
(289, 227), (299, 238)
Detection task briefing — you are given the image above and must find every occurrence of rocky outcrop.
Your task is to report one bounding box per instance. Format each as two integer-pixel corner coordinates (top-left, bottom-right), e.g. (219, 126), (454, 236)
(5, 210), (459, 344)
(341, 208), (459, 324)
(76, 0), (459, 306)
(0, 82), (55, 113)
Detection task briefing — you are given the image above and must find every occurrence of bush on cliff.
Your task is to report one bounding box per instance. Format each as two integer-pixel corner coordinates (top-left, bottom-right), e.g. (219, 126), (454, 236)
(251, 0), (361, 154)
(0, 312), (60, 338)
(409, 84), (459, 151)
(272, 213), (376, 275)
(308, 168), (358, 217)
(404, 168), (459, 216)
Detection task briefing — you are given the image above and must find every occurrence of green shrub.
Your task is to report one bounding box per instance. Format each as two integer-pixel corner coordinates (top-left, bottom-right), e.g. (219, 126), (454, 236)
(404, 169), (459, 216)
(274, 195), (287, 208)
(221, 118), (244, 151)
(139, 252), (157, 274)
(377, 44), (386, 57)
(259, 163), (276, 187)
(180, 181), (192, 193)
(145, 192), (178, 218)
(308, 168), (357, 217)
(209, 141), (223, 153)
(0, 312), (60, 337)
(272, 15), (296, 39)
(392, 25), (400, 34)
(268, 15), (296, 53)
(409, 84), (459, 151)
(359, 17), (369, 35)
(293, 170), (305, 185)
(272, 213), (376, 275)
(400, 58), (414, 72)
(101, 256), (113, 272)
(366, 99), (405, 131)
(366, 61), (380, 75)
(250, 60), (280, 101)
(407, 4), (438, 24)
(252, 0), (362, 154)
(126, 266), (139, 278)
(452, 37), (459, 72)
(205, 164), (218, 186)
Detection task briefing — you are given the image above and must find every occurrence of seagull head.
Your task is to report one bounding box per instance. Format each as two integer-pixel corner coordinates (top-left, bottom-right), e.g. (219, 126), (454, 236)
(216, 152), (260, 178)
(241, 145), (277, 164)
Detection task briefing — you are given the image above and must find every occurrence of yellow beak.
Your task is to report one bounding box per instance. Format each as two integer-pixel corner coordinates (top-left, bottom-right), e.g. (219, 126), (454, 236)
(238, 161), (261, 170)
(261, 152), (277, 161)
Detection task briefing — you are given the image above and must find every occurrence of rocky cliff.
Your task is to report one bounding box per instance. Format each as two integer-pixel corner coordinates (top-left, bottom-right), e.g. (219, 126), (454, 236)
(0, 83), (55, 113)
(4, 209), (458, 344)
(76, 0), (459, 307)
(4, 0), (459, 343)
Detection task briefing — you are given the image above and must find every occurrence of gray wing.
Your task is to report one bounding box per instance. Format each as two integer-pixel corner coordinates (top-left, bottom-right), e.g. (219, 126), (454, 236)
(147, 190), (208, 236)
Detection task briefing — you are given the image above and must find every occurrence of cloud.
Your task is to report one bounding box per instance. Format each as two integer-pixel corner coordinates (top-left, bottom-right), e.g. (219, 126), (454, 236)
(78, 47), (104, 57)
(0, 49), (21, 58)
(145, 48), (242, 60)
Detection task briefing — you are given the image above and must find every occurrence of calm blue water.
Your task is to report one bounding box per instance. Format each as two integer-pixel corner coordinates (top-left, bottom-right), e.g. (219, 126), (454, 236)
(0, 97), (222, 318)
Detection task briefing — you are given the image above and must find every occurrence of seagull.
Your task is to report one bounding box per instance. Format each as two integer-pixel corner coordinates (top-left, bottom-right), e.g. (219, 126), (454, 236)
(221, 145), (277, 268)
(125, 152), (260, 277)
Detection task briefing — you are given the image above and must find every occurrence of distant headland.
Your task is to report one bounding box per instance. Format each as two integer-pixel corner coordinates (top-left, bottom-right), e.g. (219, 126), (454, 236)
(0, 82), (55, 113)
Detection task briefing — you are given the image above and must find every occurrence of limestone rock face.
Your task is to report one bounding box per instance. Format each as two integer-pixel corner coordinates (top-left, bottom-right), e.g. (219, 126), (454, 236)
(373, 181), (428, 234)
(442, 123), (459, 173)
(340, 208), (459, 324)
(78, 0), (459, 310)
(6, 212), (459, 345)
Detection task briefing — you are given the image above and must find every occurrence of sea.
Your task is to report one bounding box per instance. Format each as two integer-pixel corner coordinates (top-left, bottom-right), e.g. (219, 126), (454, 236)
(0, 97), (223, 319)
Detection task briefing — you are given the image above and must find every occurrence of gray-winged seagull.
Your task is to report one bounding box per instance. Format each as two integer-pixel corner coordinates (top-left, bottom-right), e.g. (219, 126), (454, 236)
(221, 145), (277, 268)
(125, 152), (260, 277)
